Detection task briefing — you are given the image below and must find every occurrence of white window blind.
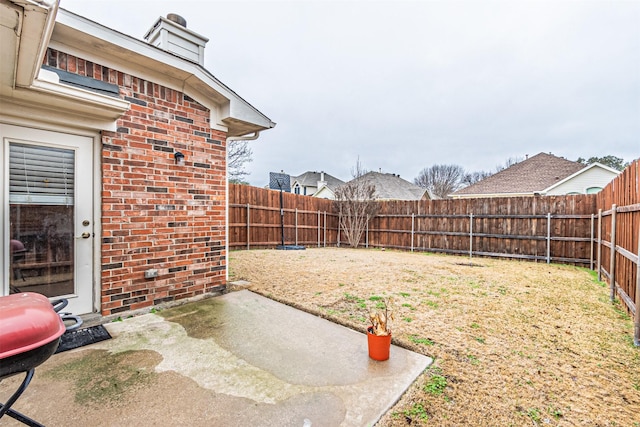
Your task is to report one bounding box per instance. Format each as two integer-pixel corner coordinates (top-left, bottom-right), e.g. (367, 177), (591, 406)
(9, 143), (75, 205)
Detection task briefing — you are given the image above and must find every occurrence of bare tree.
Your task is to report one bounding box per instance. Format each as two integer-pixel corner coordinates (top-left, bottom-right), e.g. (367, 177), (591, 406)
(460, 170), (492, 187)
(494, 156), (523, 173)
(333, 159), (379, 248)
(227, 139), (253, 183)
(414, 164), (464, 198)
(459, 156), (525, 189)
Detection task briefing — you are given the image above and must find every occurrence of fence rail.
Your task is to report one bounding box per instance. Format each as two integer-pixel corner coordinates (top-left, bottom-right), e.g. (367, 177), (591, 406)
(367, 211), (594, 265)
(229, 204), (339, 248)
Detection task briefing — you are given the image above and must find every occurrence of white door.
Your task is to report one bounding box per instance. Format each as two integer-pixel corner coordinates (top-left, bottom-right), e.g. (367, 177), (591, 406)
(2, 124), (94, 314)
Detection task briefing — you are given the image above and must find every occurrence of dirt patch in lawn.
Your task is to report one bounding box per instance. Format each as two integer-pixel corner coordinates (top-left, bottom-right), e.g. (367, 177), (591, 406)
(229, 247), (640, 426)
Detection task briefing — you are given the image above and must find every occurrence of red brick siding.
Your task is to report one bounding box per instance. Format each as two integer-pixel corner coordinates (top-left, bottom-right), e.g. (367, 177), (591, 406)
(46, 49), (227, 315)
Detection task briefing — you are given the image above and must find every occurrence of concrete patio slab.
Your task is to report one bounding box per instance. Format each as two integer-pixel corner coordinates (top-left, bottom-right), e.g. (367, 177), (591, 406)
(1, 290), (431, 426)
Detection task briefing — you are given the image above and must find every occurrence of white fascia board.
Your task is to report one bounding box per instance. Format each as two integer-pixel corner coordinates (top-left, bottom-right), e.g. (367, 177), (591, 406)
(312, 187), (335, 198)
(587, 162), (622, 175)
(2, 2), (130, 132)
(449, 192), (538, 199)
(53, 9), (275, 136)
(542, 163), (620, 194)
(0, 80), (129, 131)
(12, 0), (59, 87)
(31, 70), (129, 117)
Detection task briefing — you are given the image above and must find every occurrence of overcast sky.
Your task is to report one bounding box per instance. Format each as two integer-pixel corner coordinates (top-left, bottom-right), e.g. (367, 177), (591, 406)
(61, 0), (639, 187)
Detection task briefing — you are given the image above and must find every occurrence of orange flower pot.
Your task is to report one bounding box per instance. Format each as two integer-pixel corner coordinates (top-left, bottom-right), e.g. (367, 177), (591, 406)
(367, 327), (391, 361)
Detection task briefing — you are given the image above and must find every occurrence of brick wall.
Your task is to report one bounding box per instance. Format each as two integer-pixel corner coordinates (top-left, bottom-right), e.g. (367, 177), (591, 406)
(46, 49), (228, 315)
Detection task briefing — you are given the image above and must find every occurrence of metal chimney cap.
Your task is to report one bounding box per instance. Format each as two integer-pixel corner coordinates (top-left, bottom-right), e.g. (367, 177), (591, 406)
(166, 13), (187, 27)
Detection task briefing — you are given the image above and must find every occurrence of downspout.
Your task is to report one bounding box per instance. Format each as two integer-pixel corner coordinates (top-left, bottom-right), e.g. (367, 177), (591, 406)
(225, 131), (261, 282)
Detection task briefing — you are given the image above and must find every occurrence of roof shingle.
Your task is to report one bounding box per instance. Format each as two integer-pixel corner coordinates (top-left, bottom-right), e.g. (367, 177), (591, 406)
(344, 172), (430, 200)
(453, 153), (584, 196)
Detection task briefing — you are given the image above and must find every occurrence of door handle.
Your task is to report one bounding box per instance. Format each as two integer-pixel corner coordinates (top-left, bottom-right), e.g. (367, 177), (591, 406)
(81, 232), (91, 239)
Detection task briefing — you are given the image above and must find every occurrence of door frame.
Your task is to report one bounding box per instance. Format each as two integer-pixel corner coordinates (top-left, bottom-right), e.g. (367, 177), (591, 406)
(1, 120), (101, 315)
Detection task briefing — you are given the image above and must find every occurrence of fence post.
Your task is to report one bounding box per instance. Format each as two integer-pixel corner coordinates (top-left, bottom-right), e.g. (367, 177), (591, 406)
(324, 211), (327, 247)
(366, 219), (369, 249)
(610, 204), (617, 302)
(635, 227), (640, 347)
(469, 213), (474, 261)
(597, 209), (602, 281)
(590, 214), (594, 270)
(246, 203), (250, 250)
(546, 213), (551, 264)
(411, 213), (415, 252)
(317, 210), (321, 248)
(337, 212), (341, 247)
(295, 208), (299, 246)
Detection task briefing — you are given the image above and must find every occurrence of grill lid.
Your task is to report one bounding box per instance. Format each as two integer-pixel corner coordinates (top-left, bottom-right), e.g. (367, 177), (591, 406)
(0, 292), (66, 359)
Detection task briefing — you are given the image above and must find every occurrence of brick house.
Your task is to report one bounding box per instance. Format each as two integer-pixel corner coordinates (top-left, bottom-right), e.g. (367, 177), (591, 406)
(1, 1), (274, 317)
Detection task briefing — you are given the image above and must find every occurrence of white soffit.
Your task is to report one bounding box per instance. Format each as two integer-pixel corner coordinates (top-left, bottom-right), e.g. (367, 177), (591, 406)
(1, 0), (130, 130)
(0, 0), (57, 91)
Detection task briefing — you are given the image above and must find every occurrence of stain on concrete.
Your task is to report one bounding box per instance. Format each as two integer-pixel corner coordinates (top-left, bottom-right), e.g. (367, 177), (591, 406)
(92, 311), (315, 405)
(43, 349), (160, 405)
(159, 298), (224, 340)
(74, 290), (433, 426)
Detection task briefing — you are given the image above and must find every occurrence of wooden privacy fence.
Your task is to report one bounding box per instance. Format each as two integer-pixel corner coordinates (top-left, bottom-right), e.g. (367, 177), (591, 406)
(229, 184), (337, 248)
(595, 160), (639, 346)
(369, 197), (596, 265)
(229, 184), (596, 264)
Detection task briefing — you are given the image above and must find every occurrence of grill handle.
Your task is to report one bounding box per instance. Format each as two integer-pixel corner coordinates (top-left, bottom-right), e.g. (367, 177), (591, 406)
(60, 315), (83, 333)
(50, 299), (68, 313)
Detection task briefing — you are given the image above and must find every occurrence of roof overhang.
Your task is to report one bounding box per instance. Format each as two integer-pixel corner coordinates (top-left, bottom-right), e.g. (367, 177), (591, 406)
(450, 192), (539, 199)
(1, 4), (275, 135)
(50, 8), (275, 137)
(0, 0), (130, 130)
(542, 162), (620, 194)
(0, 0), (57, 89)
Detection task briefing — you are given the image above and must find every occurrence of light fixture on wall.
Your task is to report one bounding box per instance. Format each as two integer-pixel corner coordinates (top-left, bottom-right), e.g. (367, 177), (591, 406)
(174, 151), (185, 166)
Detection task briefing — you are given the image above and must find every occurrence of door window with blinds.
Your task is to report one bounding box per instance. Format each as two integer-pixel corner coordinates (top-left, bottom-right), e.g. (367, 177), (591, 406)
(9, 142), (75, 297)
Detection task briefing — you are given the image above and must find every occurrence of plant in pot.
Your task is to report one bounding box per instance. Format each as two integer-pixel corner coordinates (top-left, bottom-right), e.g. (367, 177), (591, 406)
(367, 297), (394, 361)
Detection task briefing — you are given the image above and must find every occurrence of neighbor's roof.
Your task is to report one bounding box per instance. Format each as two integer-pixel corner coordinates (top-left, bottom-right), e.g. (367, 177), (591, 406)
(291, 171), (345, 191)
(345, 172), (430, 201)
(452, 152), (584, 196)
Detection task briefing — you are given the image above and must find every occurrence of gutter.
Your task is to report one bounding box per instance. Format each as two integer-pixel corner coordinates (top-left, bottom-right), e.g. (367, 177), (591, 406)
(224, 131), (262, 282)
(227, 131), (261, 143)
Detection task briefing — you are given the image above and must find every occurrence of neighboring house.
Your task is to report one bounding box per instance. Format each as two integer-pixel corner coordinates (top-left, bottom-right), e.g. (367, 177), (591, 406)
(1, 2), (274, 316)
(341, 172), (432, 201)
(450, 153), (619, 199)
(290, 171), (344, 199)
(544, 162), (621, 195)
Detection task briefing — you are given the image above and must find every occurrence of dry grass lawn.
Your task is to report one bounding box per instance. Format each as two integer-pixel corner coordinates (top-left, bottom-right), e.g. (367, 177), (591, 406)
(229, 247), (640, 426)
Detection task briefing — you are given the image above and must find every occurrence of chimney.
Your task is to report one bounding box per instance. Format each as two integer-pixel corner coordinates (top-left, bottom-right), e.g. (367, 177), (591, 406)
(317, 171), (326, 190)
(144, 14), (209, 66)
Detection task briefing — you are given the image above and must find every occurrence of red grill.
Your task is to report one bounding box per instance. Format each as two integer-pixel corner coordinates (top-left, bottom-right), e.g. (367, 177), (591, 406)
(0, 292), (81, 426)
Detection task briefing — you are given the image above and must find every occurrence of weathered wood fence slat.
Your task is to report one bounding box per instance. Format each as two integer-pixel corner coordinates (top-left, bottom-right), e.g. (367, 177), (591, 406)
(229, 194), (595, 265)
(595, 160), (639, 346)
